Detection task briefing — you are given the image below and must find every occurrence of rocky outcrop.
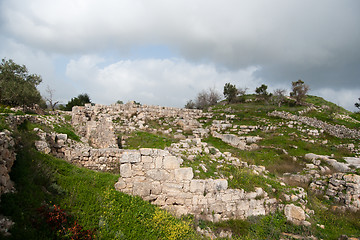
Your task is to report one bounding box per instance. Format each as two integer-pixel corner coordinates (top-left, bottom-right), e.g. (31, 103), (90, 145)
(269, 110), (360, 139)
(0, 130), (16, 197)
(212, 131), (261, 150)
(309, 173), (360, 212)
(115, 148), (277, 222)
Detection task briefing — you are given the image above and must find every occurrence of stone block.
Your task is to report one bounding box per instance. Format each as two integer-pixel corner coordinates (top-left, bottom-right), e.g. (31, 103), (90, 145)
(120, 163), (132, 178)
(284, 204), (305, 225)
(155, 157), (163, 168)
(142, 156), (153, 163)
(133, 181), (151, 197)
(163, 156), (180, 169)
(151, 181), (162, 195)
(140, 148), (152, 156)
(114, 178), (126, 190)
(214, 179), (228, 191)
(121, 151), (141, 163)
(175, 168), (194, 181)
(146, 169), (170, 181)
(190, 179), (205, 194)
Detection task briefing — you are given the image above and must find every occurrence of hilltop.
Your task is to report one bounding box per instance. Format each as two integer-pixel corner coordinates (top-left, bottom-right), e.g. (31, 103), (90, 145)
(0, 94), (359, 239)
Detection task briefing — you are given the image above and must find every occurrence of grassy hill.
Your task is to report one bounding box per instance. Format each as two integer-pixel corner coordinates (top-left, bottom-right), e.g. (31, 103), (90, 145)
(0, 95), (359, 239)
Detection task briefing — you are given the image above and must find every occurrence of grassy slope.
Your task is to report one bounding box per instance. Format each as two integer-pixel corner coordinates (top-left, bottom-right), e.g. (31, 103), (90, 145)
(0, 127), (198, 240)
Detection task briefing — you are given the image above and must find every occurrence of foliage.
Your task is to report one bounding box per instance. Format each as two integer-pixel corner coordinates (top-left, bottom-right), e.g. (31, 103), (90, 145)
(272, 88), (287, 107)
(185, 99), (196, 109)
(116, 100), (123, 104)
(0, 58), (42, 108)
(186, 88), (221, 110)
(255, 84), (271, 102)
(60, 94), (91, 111)
(53, 124), (81, 141)
(290, 79), (310, 105)
(223, 83), (238, 103)
(0, 125), (198, 239)
(355, 97), (360, 111)
(37, 204), (95, 239)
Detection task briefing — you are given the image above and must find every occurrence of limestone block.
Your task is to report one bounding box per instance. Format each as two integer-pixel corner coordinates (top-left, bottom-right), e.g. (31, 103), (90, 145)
(162, 182), (184, 196)
(151, 181), (162, 195)
(163, 156), (180, 169)
(175, 168), (194, 181)
(143, 162), (155, 169)
(146, 169), (169, 181)
(140, 148), (152, 156)
(155, 157), (163, 168)
(190, 180), (205, 194)
(214, 179), (228, 191)
(56, 133), (68, 141)
(121, 151), (141, 163)
(114, 178), (126, 190)
(284, 204), (306, 225)
(133, 181), (151, 197)
(237, 200), (250, 211)
(120, 163), (132, 178)
(141, 156), (153, 163)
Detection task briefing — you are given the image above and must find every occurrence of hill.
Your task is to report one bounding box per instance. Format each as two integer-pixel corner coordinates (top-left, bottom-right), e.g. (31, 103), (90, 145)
(0, 95), (359, 239)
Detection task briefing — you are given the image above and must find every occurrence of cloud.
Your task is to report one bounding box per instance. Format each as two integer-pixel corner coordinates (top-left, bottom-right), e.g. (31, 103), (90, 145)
(1, 0), (359, 110)
(65, 56), (262, 107)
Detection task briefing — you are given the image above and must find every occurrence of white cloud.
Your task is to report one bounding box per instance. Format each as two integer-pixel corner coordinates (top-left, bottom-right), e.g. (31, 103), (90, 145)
(65, 56), (262, 107)
(0, 37), (76, 103)
(1, 0), (359, 110)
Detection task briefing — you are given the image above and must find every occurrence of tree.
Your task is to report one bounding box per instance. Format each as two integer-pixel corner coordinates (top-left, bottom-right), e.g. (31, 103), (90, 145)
(45, 85), (59, 111)
(223, 83), (238, 103)
(355, 98), (360, 111)
(61, 93), (91, 111)
(272, 88), (287, 107)
(255, 84), (271, 102)
(237, 87), (248, 103)
(185, 100), (195, 109)
(0, 58), (42, 108)
(290, 79), (309, 105)
(186, 88), (221, 110)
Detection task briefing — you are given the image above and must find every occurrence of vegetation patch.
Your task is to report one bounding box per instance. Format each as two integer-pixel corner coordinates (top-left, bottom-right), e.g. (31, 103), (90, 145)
(125, 131), (178, 149)
(0, 128), (198, 239)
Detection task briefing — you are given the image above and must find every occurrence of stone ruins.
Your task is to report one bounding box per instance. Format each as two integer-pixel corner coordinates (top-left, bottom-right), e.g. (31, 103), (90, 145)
(1, 101), (360, 228)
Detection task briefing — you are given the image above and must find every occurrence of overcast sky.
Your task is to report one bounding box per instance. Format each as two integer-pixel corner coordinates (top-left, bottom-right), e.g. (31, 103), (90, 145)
(0, 0), (359, 111)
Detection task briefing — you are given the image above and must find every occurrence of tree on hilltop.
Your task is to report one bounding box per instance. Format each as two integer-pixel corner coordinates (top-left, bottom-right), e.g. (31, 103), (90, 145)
(272, 88), (287, 107)
(61, 93), (91, 111)
(255, 84), (271, 102)
(355, 98), (360, 111)
(223, 83), (238, 103)
(185, 88), (220, 110)
(290, 79), (309, 105)
(0, 58), (42, 108)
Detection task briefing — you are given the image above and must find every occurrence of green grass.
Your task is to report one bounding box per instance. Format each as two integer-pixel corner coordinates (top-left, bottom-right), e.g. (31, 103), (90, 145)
(305, 95), (349, 114)
(53, 123), (81, 141)
(308, 195), (360, 239)
(0, 116), (9, 131)
(125, 131), (178, 149)
(0, 129), (199, 239)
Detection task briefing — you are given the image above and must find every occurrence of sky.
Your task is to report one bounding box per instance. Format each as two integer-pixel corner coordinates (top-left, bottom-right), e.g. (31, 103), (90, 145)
(0, 0), (359, 111)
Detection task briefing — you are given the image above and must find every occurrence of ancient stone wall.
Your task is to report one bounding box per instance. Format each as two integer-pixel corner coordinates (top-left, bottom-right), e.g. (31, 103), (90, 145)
(114, 148), (277, 222)
(71, 102), (207, 148)
(269, 110), (360, 139)
(0, 130), (16, 197)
